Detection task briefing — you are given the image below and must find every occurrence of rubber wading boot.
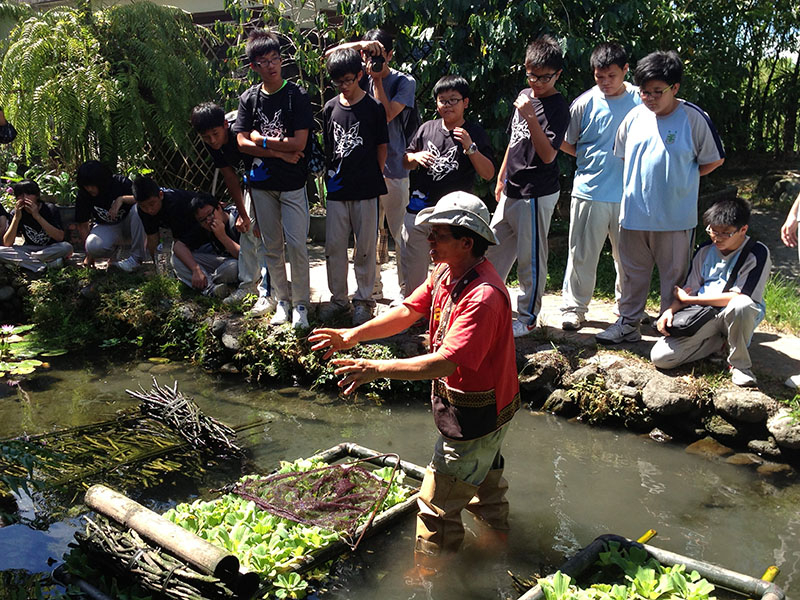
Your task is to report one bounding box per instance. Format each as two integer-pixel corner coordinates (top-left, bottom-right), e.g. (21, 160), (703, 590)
(465, 468), (510, 531)
(415, 466), (479, 557)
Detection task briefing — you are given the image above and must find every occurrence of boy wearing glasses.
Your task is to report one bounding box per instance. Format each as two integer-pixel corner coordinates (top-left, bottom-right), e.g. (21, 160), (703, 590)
(559, 43), (641, 331)
(401, 75), (495, 292)
(596, 50), (725, 345)
(320, 48), (389, 326)
(487, 35), (570, 338)
(233, 29), (313, 329)
(651, 198), (770, 387)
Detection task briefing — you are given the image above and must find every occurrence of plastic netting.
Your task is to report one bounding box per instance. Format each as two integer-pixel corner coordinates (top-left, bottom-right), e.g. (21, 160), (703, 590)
(231, 455), (400, 548)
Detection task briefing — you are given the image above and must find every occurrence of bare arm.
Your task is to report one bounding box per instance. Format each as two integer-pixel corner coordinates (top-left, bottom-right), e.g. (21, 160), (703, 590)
(699, 158), (724, 176)
(560, 140), (577, 157)
(145, 233), (159, 260)
(370, 75), (406, 123)
(237, 132), (305, 163)
(781, 192), (800, 247)
(495, 145), (510, 202)
(331, 352), (457, 395)
(249, 129), (308, 153)
(219, 166), (250, 233)
(377, 143), (388, 174)
(172, 240), (206, 290)
(2, 209), (20, 246)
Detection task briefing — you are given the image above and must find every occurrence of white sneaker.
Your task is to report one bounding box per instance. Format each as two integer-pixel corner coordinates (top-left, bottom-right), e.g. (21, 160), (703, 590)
(785, 374), (800, 389)
(248, 296), (278, 317)
(223, 287), (255, 306)
(112, 255), (139, 273)
(512, 320), (534, 338)
(46, 257), (65, 270)
(730, 367), (757, 387)
(596, 319), (641, 344)
(292, 304), (309, 329)
(561, 312), (584, 331)
(270, 300), (291, 325)
(353, 303), (373, 326)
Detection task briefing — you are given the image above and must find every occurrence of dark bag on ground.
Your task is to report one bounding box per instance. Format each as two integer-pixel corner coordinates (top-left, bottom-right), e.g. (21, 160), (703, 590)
(665, 238), (756, 338)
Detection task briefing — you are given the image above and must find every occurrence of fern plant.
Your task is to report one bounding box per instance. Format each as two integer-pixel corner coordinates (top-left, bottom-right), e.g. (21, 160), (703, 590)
(0, 1), (215, 172)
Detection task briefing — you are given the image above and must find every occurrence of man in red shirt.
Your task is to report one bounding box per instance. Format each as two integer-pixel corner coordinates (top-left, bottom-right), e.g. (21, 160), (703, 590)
(310, 191), (519, 571)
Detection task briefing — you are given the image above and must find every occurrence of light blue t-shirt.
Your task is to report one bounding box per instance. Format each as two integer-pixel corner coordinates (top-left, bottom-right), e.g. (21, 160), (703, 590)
(368, 68), (416, 180)
(565, 82), (641, 203)
(614, 100), (724, 231)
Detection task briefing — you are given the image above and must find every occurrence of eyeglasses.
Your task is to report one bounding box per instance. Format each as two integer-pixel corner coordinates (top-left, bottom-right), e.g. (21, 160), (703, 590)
(705, 225), (740, 239)
(437, 97), (464, 107)
(526, 72), (558, 83)
(197, 209), (215, 224)
(252, 56), (282, 68)
(639, 84), (674, 99)
(332, 75), (358, 88)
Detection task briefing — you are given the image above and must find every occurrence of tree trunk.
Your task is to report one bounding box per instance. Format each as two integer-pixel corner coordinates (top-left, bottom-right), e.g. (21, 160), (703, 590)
(782, 55), (800, 156)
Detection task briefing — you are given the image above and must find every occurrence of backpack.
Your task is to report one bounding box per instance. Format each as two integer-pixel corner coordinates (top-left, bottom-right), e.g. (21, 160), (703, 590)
(287, 86), (326, 177)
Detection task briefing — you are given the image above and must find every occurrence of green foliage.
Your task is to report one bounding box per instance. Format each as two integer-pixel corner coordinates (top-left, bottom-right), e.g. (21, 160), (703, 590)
(567, 376), (645, 427)
(163, 457), (412, 589)
(539, 541), (717, 600)
(0, 324), (60, 379)
(0, 1), (215, 170)
(764, 273), (800, 336)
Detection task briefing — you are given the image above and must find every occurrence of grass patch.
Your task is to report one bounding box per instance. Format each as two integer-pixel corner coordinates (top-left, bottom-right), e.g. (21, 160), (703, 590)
(764, 274), (800, 335)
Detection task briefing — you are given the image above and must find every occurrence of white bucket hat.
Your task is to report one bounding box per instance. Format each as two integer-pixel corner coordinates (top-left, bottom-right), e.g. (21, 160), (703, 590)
(415, 191), (498, 245)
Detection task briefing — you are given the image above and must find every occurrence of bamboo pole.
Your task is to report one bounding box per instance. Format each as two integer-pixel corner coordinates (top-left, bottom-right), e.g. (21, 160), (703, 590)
(84, 485), (240, 583)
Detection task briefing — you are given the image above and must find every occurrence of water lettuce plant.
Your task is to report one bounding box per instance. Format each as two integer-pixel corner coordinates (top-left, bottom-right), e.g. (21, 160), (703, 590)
(163, 458), (413, 596)
(539, 542), (716, 600)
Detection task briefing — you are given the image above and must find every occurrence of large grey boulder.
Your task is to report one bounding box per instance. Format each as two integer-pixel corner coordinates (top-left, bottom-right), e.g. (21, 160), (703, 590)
(767, 409), (800, 450)
(641, 373), (696, 416)
(713, 389), (769, 423)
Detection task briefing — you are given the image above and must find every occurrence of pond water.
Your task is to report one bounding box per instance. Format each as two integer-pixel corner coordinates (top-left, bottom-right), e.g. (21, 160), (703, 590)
(1, 358), (799, 599)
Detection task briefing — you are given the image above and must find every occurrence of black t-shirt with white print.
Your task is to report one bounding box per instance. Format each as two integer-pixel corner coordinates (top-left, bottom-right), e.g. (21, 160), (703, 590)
(138, 188), (208, 250)
(504, 88), (569, 199)
(76, 174), (134, 225)
(322, 94), (389, 202)
(233, 82), (314, 192)
(406, 119), (494, 214)
(10, 201), (63, 246)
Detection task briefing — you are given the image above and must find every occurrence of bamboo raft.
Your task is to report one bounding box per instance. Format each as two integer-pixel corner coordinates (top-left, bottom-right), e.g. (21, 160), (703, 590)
(72, 443), (424, 600)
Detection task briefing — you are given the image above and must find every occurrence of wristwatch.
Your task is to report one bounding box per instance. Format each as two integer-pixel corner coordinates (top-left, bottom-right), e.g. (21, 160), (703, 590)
(465, 142), (478, 156)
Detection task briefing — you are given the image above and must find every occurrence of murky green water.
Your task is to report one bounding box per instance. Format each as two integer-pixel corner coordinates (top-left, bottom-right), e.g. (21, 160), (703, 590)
(2, 358), (799, 599)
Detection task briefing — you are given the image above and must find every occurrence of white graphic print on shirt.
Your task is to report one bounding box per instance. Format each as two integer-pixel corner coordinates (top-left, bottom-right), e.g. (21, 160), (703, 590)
(24, 225), (50, 246)
(426, 141), (459, 181)
(94, 206), (123, 223)
(257, 108), (284, 138)
(333, 122), (363, 159)
(509, 110), (530, 148)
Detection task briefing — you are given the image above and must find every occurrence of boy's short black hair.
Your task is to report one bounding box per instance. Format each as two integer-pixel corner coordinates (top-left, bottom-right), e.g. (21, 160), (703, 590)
(363, 29), (393, 53)
(246, 29), (281, 62)
(12, 179), (41, 199)
(191, 102), (226, 134)
(450, 225), (490, 258)
(704, 198), (751, 230)
(326, 48), (362, 81)
(76, 160), (112, 191)
(590, 42), (628, 71)
(433, 75), (470, 101)
(634, 50), (683, 86)
(132, 176), (161, 203)
(190, 194), (219, 214)
(525, 35), (564, 71)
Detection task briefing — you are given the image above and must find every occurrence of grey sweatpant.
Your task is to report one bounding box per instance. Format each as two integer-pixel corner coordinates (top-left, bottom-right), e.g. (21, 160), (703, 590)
(486, 191), (560, 326)
(325, 198), (378, 306)
(170, 246), (238, 292)
(85, 206), (146, 261)
(0, 242), (73, 273)
(617, 227), (693, 324)
(248, 186), (310, 307)
(561, 197), (623, 317)
(374, 176), (409, 298)
(400, 212), (431, 295)
(651, 295), (764, 371)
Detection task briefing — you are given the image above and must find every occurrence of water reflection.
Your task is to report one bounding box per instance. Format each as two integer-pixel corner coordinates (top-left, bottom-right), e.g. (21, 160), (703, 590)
(1, 358), (799, 599)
